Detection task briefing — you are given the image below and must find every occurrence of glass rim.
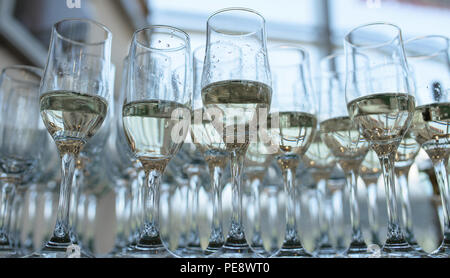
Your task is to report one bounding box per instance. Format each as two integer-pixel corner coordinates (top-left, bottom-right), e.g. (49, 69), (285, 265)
(1, 65), (43, 86)
(53, 18), (112, 46)
(133, 25), (190, 53)
(344, 22), (403, 50)
(207, 7), (266, 36)
(269, 44), (309, 67)
(404, 35), (449, 60)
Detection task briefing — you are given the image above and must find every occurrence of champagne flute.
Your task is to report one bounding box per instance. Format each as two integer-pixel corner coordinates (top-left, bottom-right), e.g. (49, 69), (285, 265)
(201, 8), (272, 258)
(0, 66), (45, 257)
(123, 25), (191, 258)
(344, 22), (419, 258)
(30, 19), (112, 258)
(406, 35), (450, 257)
(268, 45), (317, 258)
(359, 149), (382, 246)
(190, 45), (228, 255)
(320, 53), (370, 257)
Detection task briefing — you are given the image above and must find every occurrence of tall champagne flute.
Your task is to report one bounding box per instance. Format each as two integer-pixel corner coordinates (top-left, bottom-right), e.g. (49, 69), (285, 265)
(406, 35), (450, 257)
(201, 8), (272, 258)
(359, 149), (382, 246)
(268, 45), (316, 258)
(30, 19), (112, 258)
(344, 23), (420, 258)
(190, 45), (228, 255)
(320, 53), (370, 257)
(0, 66), (45, 257)
(123, 25), (191, 258)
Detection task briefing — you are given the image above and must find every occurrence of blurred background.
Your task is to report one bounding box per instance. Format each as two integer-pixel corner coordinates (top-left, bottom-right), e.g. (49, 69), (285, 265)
(0, 0), (449, 255)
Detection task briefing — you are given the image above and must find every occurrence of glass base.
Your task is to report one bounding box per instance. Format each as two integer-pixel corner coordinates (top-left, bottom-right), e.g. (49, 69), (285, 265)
(128, 243), (178, 258)
(204, 241), (223, 256)
(251, 244), (270, 257)
(313, 244), (338, 258)
(26, 244), (94, 258)
(208, 241), (262, 258)
(430, 242), (450, 258)
(270, 243), (313, 258)
(344, 241), (372, 258)
(177, 246), (205, 258)
(0, 247), (21, 258)
(381, 240), (427, 258)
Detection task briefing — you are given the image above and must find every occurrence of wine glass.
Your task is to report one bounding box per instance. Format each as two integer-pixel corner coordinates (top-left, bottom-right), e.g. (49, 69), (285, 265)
(201, 8), (272, 258)
(28, 18), (112, 258)
(344, 22), (420, 258)
(406, 35), (450, 257)
(359, 149), (383, 246)
(190, 45), (229, 255)
(123, 25), (191, 258)
(267, 45), (316, 258)
(320, 53), (370, 257)
(0, 66), (45, 257)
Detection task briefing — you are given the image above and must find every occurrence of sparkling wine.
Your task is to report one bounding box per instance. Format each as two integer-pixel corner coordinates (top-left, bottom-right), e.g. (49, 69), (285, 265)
(202, 80), (272, 150)
(40, 90), (108, 153)
(320, 116), (369, 173)
(347, 92), (415, 156)
(122, 100), (189, 169)
(412, 102), (450, 163)
(269, 111), (317, 158)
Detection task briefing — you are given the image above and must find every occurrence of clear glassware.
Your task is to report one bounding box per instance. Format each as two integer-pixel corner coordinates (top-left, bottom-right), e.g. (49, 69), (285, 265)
(123, 25), (191, 258)
(327, 172), (347, 254)
(0, 66), (46, 258)
(28, 18), (112, 258)
(267, 45), (316, 258)
(319, 53), (370, 257)
(406, 35), (450, 257)
(190, 45), (228, 256)
(201, 8), (272, 258)
(360, 149), (383, 246)
(344, 22), (421, 258)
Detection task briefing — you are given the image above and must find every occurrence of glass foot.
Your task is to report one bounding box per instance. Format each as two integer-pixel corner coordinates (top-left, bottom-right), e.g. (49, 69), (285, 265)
(430, 243), (450, 258)
(26, 244), (94, 258)
(313, 244), (338, 258)
(0, 247), (21, 258)
(270, 244), (313, 258)
(177, 246), (205, 258)
(128, 244), (178, 258)
(208, 241), (262, 258)
(251, 244), (270, 257)
(344, 241), (372, 258)
(381, 241), (425, 258)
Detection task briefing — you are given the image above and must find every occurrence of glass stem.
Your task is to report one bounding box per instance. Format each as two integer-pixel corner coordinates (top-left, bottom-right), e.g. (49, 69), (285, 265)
(207, 164), (224, 248)
(366, 182), (380, 245)
(433, 159), (450, 244)
(316, 179), (331, 246)
(227, 148), (247, 244)
(396, 169), (416, 243)
(70, 167), (84, 244)
(331, 188), (345, 250)
(379, 154), (405, 244)
(0, 180), (16, 247)
(345, 169), (365, 245)
(187, 173), (201, 248)
(12, 187), (26, 249)
(250, 177), (263, 247)
(280, 158), (301, 247)
(114, 180), (128, 247)
(49, 152), (77, 246)
(138, 169), (162, 247)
